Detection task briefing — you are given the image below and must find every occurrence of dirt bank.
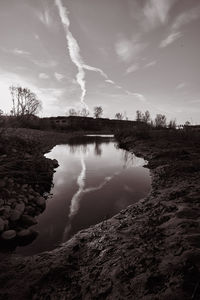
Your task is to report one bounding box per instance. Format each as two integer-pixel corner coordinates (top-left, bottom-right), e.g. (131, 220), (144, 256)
(0, 130), (200, 299)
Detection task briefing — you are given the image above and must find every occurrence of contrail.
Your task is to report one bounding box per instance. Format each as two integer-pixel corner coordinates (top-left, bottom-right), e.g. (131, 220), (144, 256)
(55, 0), (109, 105)
(55, 0), (147, 105)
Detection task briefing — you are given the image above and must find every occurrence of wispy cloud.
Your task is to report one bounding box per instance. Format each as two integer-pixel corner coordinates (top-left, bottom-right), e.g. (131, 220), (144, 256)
(143, 0), (176, 29)
(36, 7), (52, 27)
(160, 31), (182, 48)
(105, 79), (115, 84)
(176, 82), (186, 90)
(172, 5), (200, 31)
(126, 92), (147, 102)
(32, 59), (57, 68)
(39, 73), (49, 79)
(126, 63), (139, 74)
(34, 34), (40, 40)
(160, 5), (200, 49)
(115, 38), (146, 62)
(13, 48), (31, 56)
(144, 60), (157, 68)
(54, 72), (65, 81)
(0, 47), (31, 56)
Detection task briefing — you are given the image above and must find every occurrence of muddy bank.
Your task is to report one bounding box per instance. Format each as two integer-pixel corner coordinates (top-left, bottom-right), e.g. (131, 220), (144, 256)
(0, 130), (200, 299)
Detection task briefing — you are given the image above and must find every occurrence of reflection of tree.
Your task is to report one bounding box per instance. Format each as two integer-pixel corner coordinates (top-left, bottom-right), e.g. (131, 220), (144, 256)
(69, 144), (89, 155)
(94, 141), (102, 156)
(121, 150), (146, 169)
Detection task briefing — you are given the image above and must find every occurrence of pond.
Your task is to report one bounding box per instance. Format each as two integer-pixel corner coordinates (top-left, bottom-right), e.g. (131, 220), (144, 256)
(16, 135), (151, 256)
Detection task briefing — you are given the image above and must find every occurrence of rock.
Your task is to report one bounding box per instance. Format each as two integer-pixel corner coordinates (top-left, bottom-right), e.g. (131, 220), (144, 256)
(7, 178), (14, 185)
(0, 198), (4, 206)
(4, 220), (9, 230)
(35, 197), (46, 207)
(1, 230), (16, 240)
(24, 153), (32, 159)
(22, 184), (28, 190)
(10, 209), (22, 222)
(3, 206), (11, 218)
(12, 148), (17, 153)
(0, 179), (6, 188)
(25, 206), (36, 216)
(15, 202), (25, 213)
(28, 195), (35, 201)
(0, 217), (5, 232)
(17, 229), (32, 238)
(8, 198), (16, 205)
(21, 215), (37, 226)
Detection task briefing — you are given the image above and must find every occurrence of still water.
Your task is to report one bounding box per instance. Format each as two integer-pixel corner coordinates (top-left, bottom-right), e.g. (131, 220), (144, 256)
(17, 135), (151, 255)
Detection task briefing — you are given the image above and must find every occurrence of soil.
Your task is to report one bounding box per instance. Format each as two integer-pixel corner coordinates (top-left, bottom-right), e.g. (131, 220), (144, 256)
(0, 129), (200, 300)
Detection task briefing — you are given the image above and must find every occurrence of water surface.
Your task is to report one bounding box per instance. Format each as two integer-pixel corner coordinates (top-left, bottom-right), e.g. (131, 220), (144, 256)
(17, 135), (151, 255)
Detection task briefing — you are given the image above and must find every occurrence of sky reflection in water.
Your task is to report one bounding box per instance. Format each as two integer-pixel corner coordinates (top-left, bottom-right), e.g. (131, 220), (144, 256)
(17, 136), (151, 255)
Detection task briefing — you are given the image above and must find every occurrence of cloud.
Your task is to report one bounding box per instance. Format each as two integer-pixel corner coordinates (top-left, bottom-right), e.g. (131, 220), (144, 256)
(34, 34), (39, 40)
(39, 73), (49, 79)
(160, 31), (182, 48)
(172, 5), (200, 31)
(32, 59), (58, 68)
(115, 38), (146, 62)
(105, 79), (115, 84)
(143, 0), (176, 29)
(0, 47), (30, 56)
(176, 82), (186, 90)
(144, 60), (157, 68)
(126, 92), (147, 102)
(13, 48), (31, 56)
(36, 7), (52, 27)
(54, 72), (65, 81)
(126, 63), (139, 74)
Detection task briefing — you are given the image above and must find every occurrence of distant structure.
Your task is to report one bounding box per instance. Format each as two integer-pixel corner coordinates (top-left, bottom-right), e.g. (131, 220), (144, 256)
(42, 116), (139, 132)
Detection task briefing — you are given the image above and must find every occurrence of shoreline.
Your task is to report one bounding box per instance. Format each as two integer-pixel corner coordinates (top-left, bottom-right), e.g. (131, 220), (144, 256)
(0, 129), (200, 299)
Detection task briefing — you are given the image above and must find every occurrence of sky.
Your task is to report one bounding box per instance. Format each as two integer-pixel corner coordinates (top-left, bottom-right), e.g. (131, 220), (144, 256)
(0, 0), (200, 124)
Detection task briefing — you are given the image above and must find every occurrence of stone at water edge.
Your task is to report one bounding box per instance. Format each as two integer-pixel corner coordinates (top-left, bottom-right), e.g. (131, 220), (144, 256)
(21, 215), (37, 226)
(0, 217), (5, 232)
(0, 179), (6, 188)
(10, 209), (22, 222)
(35, 197), (46, 207)
(17, 229), (32, 238)
(1, 230), (16, 240)
(17, 228), (38, 239)
(15, 202), (25, 213)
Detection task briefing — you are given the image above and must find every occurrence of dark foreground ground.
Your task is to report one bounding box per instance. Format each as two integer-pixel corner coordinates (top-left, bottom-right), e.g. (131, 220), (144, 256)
(0, 128), (200, 299)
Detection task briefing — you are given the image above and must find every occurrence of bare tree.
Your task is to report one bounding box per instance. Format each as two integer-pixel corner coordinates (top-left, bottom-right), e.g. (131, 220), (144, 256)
(115, 112), (123, 120)
(94, 106), (103, 118)
(184, 121), (191, 126)
(136, 110), (143, 122)
(168, 119), (177, 129)
(142, 110), (151, 124)
(154, 114), (167, 128)
(0, 109), (3, 116)
(68, 108), (78, 116)
(80, 107), (90, 117)
(9, 85), (42, 116)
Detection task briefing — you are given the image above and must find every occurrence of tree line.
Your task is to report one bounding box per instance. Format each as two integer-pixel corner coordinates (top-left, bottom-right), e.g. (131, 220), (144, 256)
(0, 85), (191, 128)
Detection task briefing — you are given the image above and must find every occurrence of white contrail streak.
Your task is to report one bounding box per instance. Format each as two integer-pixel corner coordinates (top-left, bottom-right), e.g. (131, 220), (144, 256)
(55, 0), (147, 105)
(55, 0), (87, 105)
